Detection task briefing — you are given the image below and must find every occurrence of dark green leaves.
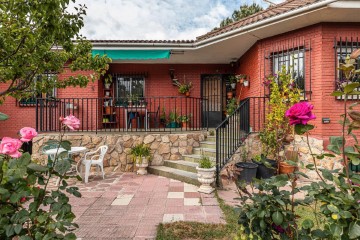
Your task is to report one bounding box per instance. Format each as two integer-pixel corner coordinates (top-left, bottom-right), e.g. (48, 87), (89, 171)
(302, 219), (314, 229)
(344, 82), (360, 94)
(27, 163), (48, 172)
(60, 140), (71, 151)
(295, 124), (314, 135)
(271, 211), (284, 226)
(327, 136), (344, 155)
(349, 222), (360, 239)
(0, 112), (9, 121)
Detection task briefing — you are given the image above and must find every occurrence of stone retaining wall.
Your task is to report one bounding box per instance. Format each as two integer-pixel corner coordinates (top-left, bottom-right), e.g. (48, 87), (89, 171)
(32, 132), (206, 172)
(228, 133), (342, 180)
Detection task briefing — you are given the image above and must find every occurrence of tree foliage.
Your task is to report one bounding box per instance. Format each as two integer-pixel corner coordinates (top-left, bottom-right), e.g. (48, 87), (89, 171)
(0, 0), (111, 102)
(217, 3), (263, 29)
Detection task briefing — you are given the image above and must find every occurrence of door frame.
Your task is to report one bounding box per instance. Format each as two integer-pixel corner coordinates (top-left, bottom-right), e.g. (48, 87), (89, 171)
(200, 74), (228, 128)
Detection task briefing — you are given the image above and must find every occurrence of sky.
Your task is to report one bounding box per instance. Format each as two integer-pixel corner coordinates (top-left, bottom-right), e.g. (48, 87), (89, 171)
(71, 0), (285, 41)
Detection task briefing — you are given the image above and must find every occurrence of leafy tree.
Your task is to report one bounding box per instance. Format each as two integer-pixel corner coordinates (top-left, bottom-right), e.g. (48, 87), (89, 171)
(0, 0), (111, 103)
(218, 3), (263, 28)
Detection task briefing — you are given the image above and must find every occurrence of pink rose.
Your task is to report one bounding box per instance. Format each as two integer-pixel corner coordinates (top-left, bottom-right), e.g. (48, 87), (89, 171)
(285, 102), (316, 125)
(19, 127), (38, 142)
(0, 137), (23, 158)
(61, 115), (80, 130)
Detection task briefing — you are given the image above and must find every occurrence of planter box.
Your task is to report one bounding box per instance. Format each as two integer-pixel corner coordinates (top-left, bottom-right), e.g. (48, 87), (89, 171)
(166, 122), (180, 128)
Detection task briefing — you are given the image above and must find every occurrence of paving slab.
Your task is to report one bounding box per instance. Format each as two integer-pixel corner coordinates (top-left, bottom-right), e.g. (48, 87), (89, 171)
(47, 172), (225, 239)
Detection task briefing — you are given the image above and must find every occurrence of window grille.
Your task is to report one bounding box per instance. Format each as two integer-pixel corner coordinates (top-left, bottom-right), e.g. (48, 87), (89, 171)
(334, 37), (360, 100)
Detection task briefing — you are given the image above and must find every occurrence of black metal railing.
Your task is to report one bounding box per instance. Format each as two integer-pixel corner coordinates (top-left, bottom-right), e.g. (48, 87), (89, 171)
(36, 96), (209, 133)
(215, 97), (268, 185)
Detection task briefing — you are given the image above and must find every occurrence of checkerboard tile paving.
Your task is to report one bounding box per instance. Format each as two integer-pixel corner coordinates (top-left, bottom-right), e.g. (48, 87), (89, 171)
(54, 172), (225, 239)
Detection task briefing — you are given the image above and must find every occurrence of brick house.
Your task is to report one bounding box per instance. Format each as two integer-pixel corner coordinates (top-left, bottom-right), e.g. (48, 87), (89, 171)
(1, 0), (360, 147)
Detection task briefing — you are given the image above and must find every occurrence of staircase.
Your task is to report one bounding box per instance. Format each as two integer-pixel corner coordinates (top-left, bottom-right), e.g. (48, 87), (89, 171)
(148, 135), (216, 186)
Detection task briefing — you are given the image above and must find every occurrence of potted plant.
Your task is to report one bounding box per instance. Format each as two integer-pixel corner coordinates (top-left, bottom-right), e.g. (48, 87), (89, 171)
(226, 98), (238, 117)
(279, 148), (298, 174)
(235, 145), (258, 183)
(228, 75), (237, 89)
(104, 80), (111, 90)
(196, 154), (216, 194)
(174, 78), (193, 96)
(237, 74), (247, 84)
(243, 79), (249, 87)
(167, 110), (179, 128)
(178, 114), (191, 128)
(252, 154), (277, 179)
(131, 143), (151, 175)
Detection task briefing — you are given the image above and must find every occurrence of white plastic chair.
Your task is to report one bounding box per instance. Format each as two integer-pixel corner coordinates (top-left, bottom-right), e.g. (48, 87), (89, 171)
(80, 145), (108, 183)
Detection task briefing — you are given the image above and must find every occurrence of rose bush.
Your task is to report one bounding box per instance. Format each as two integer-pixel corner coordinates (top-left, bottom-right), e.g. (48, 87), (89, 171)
(0, 117), (82, 239)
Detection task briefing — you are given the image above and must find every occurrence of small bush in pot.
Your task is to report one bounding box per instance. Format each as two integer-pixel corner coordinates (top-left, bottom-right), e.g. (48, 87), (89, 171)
(252, 154), (277, 179)
(235, 145), (258, 183)
(196, 155), (216, 194)
(131, 143), (151, 175)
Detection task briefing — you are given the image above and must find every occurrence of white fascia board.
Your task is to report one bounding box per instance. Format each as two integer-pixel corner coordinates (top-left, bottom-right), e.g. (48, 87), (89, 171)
(328, 1), (360, 8)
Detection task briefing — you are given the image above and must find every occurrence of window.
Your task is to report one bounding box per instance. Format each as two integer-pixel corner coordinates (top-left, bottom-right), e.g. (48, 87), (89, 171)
(19, 74), (57, 106)
(272, 49), (305, 92)
(335, 39), (360, 100)
(115, 76), (145, 99)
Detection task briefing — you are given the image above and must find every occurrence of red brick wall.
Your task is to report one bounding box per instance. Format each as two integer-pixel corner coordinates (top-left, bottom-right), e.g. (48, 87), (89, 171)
(0, 70), (98, 138)
(236, 23), (360, 144)
(0, 64), (231, 137)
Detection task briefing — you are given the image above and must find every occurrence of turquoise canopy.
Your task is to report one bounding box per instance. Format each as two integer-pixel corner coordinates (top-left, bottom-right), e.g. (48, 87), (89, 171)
(92, 50), (171, 60)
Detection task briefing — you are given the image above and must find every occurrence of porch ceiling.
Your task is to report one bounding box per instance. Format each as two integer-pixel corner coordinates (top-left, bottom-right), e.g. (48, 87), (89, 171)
(92, 1), (360, 64)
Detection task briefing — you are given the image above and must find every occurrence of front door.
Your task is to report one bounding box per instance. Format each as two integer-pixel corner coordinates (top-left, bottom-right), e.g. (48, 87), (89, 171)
(201, 75), (226, 128)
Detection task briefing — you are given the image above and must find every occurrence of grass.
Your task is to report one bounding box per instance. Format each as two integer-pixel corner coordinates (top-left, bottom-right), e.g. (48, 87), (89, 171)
(156, 192), (323, 240)
(156, 192), (239, 240)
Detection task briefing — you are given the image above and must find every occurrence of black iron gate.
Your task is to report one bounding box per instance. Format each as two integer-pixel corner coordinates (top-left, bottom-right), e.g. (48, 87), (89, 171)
(201, 75), (225, 128)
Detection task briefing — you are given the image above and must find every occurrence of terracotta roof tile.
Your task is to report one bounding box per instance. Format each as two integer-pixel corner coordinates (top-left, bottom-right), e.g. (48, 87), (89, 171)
(196, 0), (323, 41)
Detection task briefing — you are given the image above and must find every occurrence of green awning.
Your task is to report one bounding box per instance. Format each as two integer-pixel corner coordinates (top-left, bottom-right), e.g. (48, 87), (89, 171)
(92, 50), (171, 60)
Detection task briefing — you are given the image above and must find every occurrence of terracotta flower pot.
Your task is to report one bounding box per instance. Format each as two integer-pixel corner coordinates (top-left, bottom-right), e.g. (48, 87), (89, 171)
(227, 91), (233, 99)
(182, 122), (189, 128)
(185, 92), (190, 97)
(279, 162), (296, 174)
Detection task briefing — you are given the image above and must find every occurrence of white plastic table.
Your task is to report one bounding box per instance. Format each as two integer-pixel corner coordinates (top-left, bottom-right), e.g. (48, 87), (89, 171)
(44, 146), (87, 157)
(44, 146), (88, 185)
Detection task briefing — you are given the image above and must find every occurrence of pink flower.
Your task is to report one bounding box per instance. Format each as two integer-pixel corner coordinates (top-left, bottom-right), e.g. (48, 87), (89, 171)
(0, 137), (23, 158)
(61, 115), (80, 130)
(19, 127), (38, 142)
(285, 102), (316, 125)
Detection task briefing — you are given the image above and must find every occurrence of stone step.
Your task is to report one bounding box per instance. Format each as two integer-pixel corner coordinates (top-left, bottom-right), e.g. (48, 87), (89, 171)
(205, 136), (216, 142)
(148, 166), (199, 186)
(193, 147), (216, 158)
(164, 160), (198, 173)
(183, 154), (216, 163)
(200, 141), (216, 149)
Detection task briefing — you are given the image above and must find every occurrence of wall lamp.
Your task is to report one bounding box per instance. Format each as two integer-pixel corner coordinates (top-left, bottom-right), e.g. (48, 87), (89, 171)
(169, 68), (177, 81)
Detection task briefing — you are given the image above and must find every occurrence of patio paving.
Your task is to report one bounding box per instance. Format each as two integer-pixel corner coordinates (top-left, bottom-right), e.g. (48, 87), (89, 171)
(54, 172), (225, 240)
